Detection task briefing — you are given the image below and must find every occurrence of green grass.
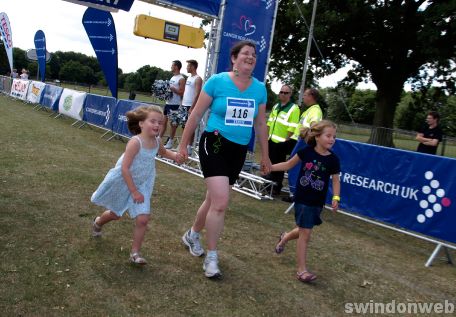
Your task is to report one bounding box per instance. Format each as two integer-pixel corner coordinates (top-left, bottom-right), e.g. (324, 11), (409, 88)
(1, 95), (455, 316)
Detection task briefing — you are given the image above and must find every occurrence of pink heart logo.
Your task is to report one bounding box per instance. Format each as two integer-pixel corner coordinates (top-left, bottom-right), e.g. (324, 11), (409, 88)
(305, 162), (313, 170)
(244, 19), (256, 36)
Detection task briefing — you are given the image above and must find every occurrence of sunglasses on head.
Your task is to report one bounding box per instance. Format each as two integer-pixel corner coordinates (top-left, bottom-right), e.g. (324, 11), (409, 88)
(279, 91), (290, 95)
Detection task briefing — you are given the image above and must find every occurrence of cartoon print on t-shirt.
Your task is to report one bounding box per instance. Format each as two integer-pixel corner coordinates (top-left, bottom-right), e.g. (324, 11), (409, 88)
(300, 160), (325, 191)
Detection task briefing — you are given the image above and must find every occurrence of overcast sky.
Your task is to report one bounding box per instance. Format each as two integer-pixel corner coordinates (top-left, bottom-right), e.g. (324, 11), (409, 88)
(2, 0), (376, 91)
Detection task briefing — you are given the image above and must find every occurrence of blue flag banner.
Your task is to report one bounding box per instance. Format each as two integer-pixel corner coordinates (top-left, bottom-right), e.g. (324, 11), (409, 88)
(216, 0), (277, 81)
(289, 139), (456, 244)
(112, 100), (143, 137)
(83, 94), (116, 130)
(82, 8), (118, 99)
(40, 84), (63, 111)
(34, 30), (46, 82)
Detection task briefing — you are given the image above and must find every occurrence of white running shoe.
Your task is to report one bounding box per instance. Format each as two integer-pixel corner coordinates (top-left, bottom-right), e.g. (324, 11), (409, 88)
(203, 253), (221, 278)
(164, 138), (174, 149)
(182, 229), (205, 257)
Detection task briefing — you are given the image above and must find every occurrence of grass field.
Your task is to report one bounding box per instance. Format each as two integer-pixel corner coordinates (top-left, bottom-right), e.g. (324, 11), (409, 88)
(1, 95), (455, 316)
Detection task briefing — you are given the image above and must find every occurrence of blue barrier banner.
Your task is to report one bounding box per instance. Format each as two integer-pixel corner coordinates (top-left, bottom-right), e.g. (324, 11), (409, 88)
(82, 8), (118, 99)
(216, 0), (277, 81)
(40, 84), (63, 111)
(287, 139), (456, 244)
(287, 139), (308, 194)
(34, 30), (46, 82)
(112, 100), (143, 137)
(327, 139), (456, 244)
(83, 94), (116, 130)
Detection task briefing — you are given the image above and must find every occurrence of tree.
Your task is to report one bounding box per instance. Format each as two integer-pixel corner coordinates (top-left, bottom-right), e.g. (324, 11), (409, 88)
(270, 0), (455, 146)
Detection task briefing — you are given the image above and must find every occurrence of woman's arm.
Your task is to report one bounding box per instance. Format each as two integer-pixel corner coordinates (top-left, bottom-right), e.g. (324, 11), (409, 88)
(177, 91), (213, 160)
(254, 104), (272, 174)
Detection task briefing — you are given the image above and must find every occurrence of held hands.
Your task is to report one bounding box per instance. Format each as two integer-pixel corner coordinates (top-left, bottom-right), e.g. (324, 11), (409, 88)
(176, 145), (188, 164)
(260, 157), (272, 175)
(132, 190), (144, 204)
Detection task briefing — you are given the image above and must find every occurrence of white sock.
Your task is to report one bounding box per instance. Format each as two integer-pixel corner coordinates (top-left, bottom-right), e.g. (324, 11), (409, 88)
(207, 250), (217, 259)
(190, 228), (199, 239)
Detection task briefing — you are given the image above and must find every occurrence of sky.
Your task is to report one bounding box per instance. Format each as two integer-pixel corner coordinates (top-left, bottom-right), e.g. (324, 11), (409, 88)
(1, 0), (377, 92)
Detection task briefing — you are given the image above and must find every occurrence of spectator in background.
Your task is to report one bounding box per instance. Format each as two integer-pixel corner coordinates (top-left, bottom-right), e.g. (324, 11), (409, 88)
(416, 111), (443, 155)
(266, 84), (300, 195)
(181, 59), (203, 154)
(11, 69), (18, 79)
(161, 60), (185, 149)
(20, 68), (29, 80)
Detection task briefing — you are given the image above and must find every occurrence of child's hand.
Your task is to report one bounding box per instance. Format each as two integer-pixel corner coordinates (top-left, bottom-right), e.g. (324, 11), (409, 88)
(132, 190), (144, 204)
(331, 200), (339, 212)
(175, 152), (185, 164)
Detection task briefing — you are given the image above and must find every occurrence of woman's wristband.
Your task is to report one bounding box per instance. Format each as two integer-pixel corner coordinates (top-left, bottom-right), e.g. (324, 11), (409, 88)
(332, 195), (340, 202)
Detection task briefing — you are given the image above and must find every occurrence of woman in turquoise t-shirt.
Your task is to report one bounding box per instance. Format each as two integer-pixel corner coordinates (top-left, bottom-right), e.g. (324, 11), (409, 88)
(178, 40), (271, 279)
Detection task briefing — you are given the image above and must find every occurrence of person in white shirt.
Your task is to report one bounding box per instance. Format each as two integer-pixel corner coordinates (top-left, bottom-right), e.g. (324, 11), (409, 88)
(20, 68), (29, 80)
(181, 59), (202, 154)
(162, 60), (185, 149)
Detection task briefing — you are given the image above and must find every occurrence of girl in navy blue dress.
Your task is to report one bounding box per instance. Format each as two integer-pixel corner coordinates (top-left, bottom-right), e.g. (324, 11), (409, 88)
(271, 120), (341, 282)
(91, 105), (180, 265)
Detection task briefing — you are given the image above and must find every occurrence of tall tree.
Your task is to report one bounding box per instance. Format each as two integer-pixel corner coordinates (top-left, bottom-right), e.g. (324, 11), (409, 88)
(270, 0), (455, 146)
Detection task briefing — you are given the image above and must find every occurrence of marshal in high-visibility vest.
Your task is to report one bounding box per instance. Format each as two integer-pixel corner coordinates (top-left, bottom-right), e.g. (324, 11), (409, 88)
(267, 102), (300, 143)
(291, 104), (323, 140)
(134, 15), (205, 49)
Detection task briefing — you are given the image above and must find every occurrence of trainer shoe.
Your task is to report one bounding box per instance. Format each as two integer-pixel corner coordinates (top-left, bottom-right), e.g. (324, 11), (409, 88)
(164, 138), (174, 149)
(203, 253), (221, 278)
(182, 229), (205, 257)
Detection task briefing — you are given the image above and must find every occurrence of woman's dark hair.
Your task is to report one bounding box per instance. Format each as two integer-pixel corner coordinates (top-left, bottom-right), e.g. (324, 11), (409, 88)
(230, 40), (256, 67)
(126, 105), (163, 135)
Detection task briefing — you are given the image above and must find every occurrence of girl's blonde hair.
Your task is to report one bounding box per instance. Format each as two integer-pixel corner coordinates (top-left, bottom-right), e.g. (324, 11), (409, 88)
(301, 120), (337, 147)
(126, 105), (163, 135)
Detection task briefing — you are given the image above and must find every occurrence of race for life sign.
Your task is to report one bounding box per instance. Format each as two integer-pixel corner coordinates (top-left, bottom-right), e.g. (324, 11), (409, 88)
(58, 88), (87, 120)
(225, 97), (255, 127)
(216, 0), (277, 81)
(26, 81), (46, 104)
(10, 79), (30, 100)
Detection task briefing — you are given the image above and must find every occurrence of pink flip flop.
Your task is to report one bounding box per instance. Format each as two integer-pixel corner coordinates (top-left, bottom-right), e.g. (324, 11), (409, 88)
(296, 271), (317, 283)
(275, 232), (286, 254)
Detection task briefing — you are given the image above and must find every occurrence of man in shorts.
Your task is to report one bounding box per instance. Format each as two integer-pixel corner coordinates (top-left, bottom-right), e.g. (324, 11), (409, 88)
(162, 60), (185, 149)
(180, 60), (203, 154)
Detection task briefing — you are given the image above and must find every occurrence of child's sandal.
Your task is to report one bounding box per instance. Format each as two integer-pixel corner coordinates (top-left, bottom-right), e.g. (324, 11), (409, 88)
(275, 232), (286, 254)
(129, 252), (147, 265)
(92, 217), (102, 237)
(296, 271), (317, 283)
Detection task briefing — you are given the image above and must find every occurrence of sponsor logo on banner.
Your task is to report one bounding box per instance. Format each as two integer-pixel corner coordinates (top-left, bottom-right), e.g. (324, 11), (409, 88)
(63, 95), (73, 111)
(217, 0), (277, 81)
(416, 171), (452, 223)
(10, 79), (30, 100)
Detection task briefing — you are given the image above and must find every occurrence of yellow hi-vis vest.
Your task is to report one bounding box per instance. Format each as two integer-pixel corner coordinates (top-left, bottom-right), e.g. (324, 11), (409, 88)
(291, 104), (323, 140)
(267, 102), (300, 143)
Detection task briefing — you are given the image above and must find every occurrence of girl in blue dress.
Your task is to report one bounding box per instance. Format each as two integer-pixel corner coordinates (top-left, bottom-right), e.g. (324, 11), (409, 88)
(91, 105), (180, 265)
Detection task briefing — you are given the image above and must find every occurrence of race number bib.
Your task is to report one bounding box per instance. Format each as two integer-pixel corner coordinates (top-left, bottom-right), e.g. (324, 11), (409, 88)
(225, 97), (255, 127)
